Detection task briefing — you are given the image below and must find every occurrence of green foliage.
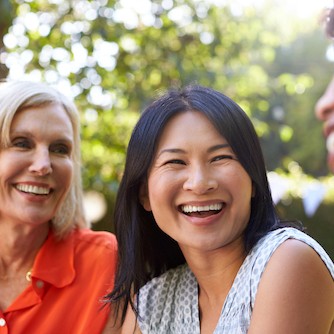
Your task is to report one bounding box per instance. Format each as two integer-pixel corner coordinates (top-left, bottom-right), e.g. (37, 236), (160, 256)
(278, 199), (334, 260)
(1, 0), (334, 236)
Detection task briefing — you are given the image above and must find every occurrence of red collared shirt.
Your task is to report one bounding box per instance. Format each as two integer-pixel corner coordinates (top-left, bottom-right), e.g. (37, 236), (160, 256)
(0, 228), (117, 334)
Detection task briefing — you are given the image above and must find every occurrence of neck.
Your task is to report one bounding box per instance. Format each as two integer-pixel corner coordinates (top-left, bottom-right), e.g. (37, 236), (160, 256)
(182, 240), (246, 334)
(182, 237), (246, 300)
(197, 253), (244, 302)
(0, 222), (50, 279)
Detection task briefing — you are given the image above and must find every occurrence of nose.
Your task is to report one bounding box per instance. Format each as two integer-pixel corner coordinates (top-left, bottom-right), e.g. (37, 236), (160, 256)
(28, 148), (53, 176)
(183, 165), (218, 194)
(315, 77), (334, 121)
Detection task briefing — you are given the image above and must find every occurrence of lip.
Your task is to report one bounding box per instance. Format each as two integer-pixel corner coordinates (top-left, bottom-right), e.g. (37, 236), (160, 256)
(179, 199), (225, 206)
(323, 117), (334, 138)
(326, 132), (334, 153)
(182, 207), (225, 226)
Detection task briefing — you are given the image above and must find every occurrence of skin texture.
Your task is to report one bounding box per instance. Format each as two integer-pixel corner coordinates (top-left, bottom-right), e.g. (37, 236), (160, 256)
(315, 76), (334, 172)
(0, 104), (74, 310)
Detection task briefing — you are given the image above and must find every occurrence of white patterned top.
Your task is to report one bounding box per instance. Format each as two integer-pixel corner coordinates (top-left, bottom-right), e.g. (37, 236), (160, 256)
(137, 228), (334, 334)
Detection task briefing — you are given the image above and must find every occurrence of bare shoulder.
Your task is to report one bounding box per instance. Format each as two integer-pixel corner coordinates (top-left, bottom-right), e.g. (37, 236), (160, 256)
(248, 239), (334, 334)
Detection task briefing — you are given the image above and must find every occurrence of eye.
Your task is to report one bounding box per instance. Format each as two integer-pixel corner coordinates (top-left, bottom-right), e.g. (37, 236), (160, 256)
(11, 137), (32, 149)
(164, 159), (186, 165)
(211, 155), (235, 162)
(50, 143), (71, 155)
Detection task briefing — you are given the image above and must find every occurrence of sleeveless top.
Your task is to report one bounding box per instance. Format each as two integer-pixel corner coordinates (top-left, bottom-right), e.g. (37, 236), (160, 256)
(137, 228), (334, 334)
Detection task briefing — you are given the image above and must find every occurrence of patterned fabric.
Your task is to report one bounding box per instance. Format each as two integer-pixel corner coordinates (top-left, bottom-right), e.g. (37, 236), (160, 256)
(137, 228), (334, 334)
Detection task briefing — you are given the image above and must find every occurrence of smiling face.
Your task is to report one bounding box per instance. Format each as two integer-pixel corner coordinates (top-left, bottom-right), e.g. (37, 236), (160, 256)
(0, 103), (74, 227)
(141, 111), (253, 254)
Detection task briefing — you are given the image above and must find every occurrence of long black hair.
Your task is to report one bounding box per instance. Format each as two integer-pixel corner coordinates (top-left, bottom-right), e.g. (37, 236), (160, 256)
(106, 85), (295, 323)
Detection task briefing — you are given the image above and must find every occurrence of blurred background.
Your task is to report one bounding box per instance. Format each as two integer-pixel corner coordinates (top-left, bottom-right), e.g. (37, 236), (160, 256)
(1, 0), (333, 258)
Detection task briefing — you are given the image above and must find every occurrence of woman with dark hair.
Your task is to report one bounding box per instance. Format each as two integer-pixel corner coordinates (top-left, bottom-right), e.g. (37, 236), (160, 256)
(107, 85), (334, 333)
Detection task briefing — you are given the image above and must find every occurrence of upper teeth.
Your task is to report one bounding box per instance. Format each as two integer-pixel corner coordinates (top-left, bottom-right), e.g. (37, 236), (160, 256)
(182, 203), (223, 213)
(326, 132), (334, 154)
(16, 184), (50, 195)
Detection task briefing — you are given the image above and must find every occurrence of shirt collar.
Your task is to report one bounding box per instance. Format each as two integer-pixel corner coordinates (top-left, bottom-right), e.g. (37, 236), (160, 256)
(31, 229), (76, 288)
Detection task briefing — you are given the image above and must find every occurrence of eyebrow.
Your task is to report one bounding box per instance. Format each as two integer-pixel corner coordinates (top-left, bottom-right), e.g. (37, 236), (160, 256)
(9, 128), (74, 141)
(157, 143), (230, 157)
(10, 130), (74, 143)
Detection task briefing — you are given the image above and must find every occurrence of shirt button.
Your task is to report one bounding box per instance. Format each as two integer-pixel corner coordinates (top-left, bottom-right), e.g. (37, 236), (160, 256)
(0, 318), (6, 327)
(36, 280), (44, 288)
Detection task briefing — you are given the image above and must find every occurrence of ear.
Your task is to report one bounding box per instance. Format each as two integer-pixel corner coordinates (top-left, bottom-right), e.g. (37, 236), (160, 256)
(139, 183), (152, 211)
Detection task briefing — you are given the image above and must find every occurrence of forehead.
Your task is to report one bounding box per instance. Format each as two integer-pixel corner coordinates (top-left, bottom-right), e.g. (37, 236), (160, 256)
(11, 103), (73, 135)
(157, 111), (227, 146)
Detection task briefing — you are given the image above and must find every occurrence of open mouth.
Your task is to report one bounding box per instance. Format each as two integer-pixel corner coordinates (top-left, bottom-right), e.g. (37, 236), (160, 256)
(15, 184), (51, 196)
(180, 203), (224, 218)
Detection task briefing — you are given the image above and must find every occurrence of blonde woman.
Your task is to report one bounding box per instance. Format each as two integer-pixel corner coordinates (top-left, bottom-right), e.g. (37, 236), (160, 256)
(0, 81), (118, 333)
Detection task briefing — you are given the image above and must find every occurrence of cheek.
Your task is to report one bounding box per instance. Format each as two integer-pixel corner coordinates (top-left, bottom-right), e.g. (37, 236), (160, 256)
(146, 182), (162, 211)
(57, 160), (74, 191)
(147, 174), (179, 211)
(229, 167), (252, 190)
(235, 177), (253, 223)
(226, 169), (253, 205)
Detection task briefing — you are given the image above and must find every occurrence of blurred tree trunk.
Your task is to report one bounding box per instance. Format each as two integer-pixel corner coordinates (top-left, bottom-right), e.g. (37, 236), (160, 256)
(0, 0), (14, 79)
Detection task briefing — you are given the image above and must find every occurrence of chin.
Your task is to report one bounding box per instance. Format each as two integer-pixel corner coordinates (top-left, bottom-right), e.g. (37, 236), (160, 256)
(23, 214), (52, 226)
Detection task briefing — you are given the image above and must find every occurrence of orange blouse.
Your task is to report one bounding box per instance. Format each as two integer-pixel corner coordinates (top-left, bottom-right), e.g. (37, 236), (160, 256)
(0, 228), (117, 334)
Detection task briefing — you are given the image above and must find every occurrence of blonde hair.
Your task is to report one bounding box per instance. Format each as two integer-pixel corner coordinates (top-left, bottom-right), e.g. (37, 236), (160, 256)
(0, 80), (89, 238)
